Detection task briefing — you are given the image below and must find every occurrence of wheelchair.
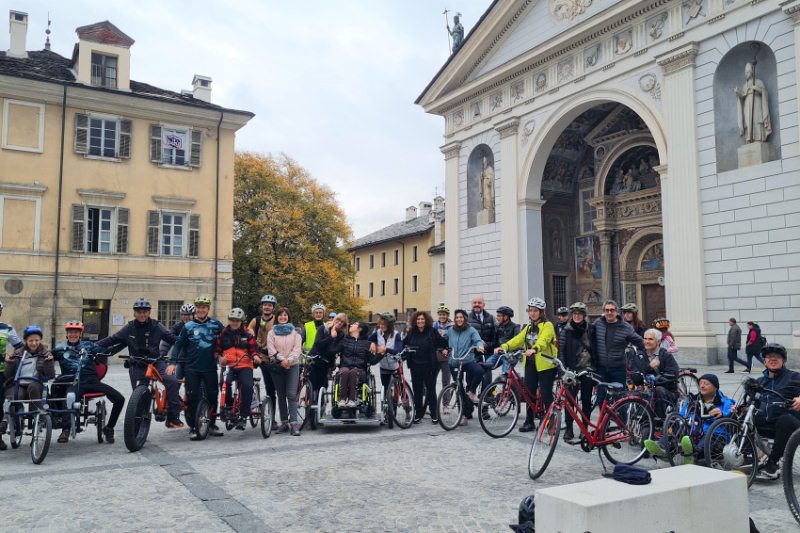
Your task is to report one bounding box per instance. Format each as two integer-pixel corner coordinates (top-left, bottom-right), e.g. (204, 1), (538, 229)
(214, 365), (272, 438)
(316, 365), (381, 427)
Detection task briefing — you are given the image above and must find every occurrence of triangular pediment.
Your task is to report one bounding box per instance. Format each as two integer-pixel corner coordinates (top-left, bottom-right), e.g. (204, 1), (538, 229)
(75, 20), (135, 48)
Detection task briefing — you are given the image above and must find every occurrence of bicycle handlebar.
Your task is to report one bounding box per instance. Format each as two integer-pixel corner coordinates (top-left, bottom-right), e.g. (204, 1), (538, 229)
(449, 346), (481, 362)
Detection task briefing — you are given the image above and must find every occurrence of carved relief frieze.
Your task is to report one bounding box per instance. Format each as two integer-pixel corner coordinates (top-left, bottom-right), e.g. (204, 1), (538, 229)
(550, 0), (594, 22)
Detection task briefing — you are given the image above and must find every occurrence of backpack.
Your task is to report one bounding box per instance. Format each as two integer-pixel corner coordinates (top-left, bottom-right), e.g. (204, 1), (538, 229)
(603, 463), (651, 485)
(760, 335), (767, 347)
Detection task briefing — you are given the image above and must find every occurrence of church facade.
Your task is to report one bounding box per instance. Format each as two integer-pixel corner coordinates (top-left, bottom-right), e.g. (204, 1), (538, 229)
(417, 0), (800, 362)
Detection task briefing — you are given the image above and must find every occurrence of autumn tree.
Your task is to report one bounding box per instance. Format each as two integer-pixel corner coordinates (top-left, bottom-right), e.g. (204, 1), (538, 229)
(233, 152), (364, 323)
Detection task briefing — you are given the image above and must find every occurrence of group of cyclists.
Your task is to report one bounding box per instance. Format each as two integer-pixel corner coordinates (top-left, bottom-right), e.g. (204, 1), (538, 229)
(2, 292), (799, 486)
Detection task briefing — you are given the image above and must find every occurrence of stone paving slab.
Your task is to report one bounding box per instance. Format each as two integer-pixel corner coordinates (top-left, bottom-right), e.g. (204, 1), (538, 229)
(0, 364), (796, 532)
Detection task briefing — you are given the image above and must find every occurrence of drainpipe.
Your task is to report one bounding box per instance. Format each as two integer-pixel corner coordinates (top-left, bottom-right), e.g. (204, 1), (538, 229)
(400, 241), (405, 317)
(213, 111), (223, 306)
(51, 84), (67, 347)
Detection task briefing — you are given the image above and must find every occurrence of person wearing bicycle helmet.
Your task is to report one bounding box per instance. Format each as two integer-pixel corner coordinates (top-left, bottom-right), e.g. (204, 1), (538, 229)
(620, 303), (646, 337)
(753, 343), (800, 480)
(248, 294), (279, 416)
(301, 303), (326, 353)
(168, 295), (225, 440)
(442, 309), (485, 425)
(496, 297), (557, 432)
(97, 298), (182, 429)
(652, 317), (678, 355)
(591, 299), (644, 408)
(557, 302), (594, 442)
(555, 307), (570, 339)
(214, 308), (257, 431)
(52, 321), (124, 444)
(169, 303), (196, 380)
(434, 305), (453, 388)
(370, 312), (403, 399)
(483, 306), (520, 375)
(0, 300), (23, 374)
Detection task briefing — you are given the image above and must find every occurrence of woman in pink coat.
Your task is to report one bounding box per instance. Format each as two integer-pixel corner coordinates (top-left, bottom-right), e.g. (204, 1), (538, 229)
(267, 307), (303, 435)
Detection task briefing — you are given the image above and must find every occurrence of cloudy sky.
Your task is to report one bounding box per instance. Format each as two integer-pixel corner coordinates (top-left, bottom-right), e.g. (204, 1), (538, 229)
(8, 0), (490, 238)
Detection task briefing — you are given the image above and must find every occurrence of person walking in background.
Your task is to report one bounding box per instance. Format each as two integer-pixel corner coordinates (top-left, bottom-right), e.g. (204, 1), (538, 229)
(726, 318), (748, 374)
(745, 321), (765, 373)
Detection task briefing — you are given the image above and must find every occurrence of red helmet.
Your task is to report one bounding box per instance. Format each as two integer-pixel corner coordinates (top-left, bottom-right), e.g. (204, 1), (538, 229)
(64, 320), (85, 332)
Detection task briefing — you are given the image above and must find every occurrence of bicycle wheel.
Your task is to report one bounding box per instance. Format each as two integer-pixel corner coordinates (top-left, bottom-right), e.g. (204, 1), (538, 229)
(195, 398), (211, 441)
(316, 387), (327, 427)
(601, 397), (654, 465)
(782, 428), (800, 526)
(249, 384), (261, 428)
(123, 386), (153, 452)
(96, 400), (106, 444)
(437, 384), (462, 431)
(391, 379), (415, 429)
(30, 412), (52, 465)
(297, 380), (312, 430)
(260, 398), (272, 439)
(7, 411), (22, 449)
(677, 372), (699, 399)
(704, 417), (757, 487)
(479, 380), (520, 438)
(528, 409), (561, 480)
(663, 412), (691, 466)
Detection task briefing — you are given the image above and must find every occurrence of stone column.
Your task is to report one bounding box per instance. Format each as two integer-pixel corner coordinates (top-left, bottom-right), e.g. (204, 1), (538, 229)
(495, 117), (521, 310)
(655, 43), (717, 363)
(441, 141), (462, 309)
(520, 198), (545, 312)
(598, 230), (613, 301)
(783, 2), (800, 110)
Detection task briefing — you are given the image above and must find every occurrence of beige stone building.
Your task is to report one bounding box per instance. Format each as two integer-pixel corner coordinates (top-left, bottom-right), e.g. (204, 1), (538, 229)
(350, 198), (445, 323)
(0, 12), (253, 344)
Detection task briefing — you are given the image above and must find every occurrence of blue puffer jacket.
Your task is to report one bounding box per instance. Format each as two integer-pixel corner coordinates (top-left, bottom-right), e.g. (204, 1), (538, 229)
(52, 340), (103, 382)
(172, 317), (224, 372)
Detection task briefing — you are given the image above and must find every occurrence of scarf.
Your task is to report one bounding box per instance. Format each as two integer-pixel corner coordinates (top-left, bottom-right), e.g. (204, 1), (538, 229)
(272, 323), (295, 336)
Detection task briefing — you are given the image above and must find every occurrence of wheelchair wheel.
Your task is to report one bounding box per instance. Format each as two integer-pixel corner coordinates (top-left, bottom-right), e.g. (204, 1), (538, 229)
(297, 380), (312, 430)
(96, 400), (107, 444)
(250, 384), (262, 428)
(663, 412), (691, 466)
(260, 398), (273, 439)
(31, 412), (52, 465)
(7, 411), (22, 449)
(195, 398), (211, 441)
(782, 428), (800, 526)
(437, 383), (462, 431)
(704, 417), (757, 487)
(391, 379), (415, 429)
(316, 387), (327, 427)
(124, 386), (152, 452)
(677, 371), (700, 399)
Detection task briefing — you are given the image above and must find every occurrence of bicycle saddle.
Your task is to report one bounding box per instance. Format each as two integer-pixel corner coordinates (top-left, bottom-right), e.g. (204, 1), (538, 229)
(597, 381), (625, 391)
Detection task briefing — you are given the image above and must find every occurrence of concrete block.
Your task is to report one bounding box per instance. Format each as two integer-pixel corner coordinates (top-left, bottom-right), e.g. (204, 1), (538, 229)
(768, 199), (800, 216)
(703, 211), (735, 227)
(705, 260), (739, 274)
(699, 175), (718, 189)
(749, 189), (784, 206)
(737, 256), (771, 271)
(766, 170), (800, 188)
(788, 213), (800, 227)
(701, 184), (733, 202)
(735, 231), (769, 246)
(791, 267), (800, 280)
(721, 246), (753, 260)
(733, 178), (765, 196)
(703, 225), (721, 238)
(752, 216), (784, 231)
(708, 285), (737, 298)
(754, 242), (788, 256)
(704, 235), (737, 250)
(739, 283), (774, 297)
(702, 200), (719, 214)
(706, 273), (723, 286)
(704, 249), (722, 262)
(733, 205), (767, 221)
(737, 309), (774, 322)
(769, 227), (799, 243)
(535, 465), (748, 533)
(724, 297), (756, 309)
(720, 220), (752, 236)
(773, 280), (800, 296)
(758, 296), (791, 308)
(755, 268), (789, 283)
(718, 160), (781, 185)
(785, 185), (800, 201)
(771, 255), (800, 268)
(707, 298), (725, 311)
(719, 195), (751, 212)
(722, 271), (754, 285)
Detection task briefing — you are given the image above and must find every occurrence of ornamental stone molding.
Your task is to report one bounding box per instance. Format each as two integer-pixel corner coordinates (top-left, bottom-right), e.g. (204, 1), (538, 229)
(521, 119), (536, 145)
(638, 72), (662, 100)
(781, 0), (800, 23)
(656, 42), (699, 75)
(440, 142), (462, 160)
(495, 117), (521, 139)
(550, 0), (594, 22)
(0, 181), (47, 195)
(76, 188), (126, 201)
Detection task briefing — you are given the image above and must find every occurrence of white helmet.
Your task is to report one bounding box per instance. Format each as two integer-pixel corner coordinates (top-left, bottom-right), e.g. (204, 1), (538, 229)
(180, 303), (196, 315)
(260, 294), (277, 305)
(527, 297), (546, 310)
(311, 303), (326, 312)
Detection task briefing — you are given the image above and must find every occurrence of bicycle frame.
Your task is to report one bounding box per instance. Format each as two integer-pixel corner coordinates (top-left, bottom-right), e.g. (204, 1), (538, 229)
(496, 352), (543, 412)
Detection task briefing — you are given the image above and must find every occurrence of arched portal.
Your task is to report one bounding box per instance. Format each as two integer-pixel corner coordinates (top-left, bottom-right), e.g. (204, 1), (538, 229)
(521, 98), (667, 318)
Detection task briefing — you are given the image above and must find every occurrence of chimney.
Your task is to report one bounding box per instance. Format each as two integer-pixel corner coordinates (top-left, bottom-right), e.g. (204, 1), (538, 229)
(405, 205), (417, 221)
(433, 195), (445, 214)
(7, 10), (28, 59)
(419, 201), (432, 220)
(192, 74), (212, 103)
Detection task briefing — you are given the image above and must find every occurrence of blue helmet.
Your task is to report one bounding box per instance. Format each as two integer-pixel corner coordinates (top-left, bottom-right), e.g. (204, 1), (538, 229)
(23, 325), (43, 339)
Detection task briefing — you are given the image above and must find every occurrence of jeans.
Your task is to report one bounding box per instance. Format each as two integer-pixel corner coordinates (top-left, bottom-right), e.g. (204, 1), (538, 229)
(225, 368), (254, 419)
(439, 360), (451, 387)
(564, 374), (594, 432)
(184, 370), (218, 430)
(746, 350), (764, 371)
(258, 362), (278, 404)
(483, 353), (513, 374)
(594, 366), (628, 409)
(410, 364), (438, 419)
(756, 411), (800, 463)
(450, 362), (484, 418)
(523, 363), (556, 423)
(726, 347), (748, 371)
(129, 361), (180, 418)
(270, 364), (300, 424)
(80, 378), (125, 429)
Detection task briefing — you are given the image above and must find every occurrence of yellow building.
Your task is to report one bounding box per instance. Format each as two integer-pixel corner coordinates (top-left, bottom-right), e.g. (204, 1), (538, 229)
(0, 13), (253, 343)
(350, 198), (444, 323)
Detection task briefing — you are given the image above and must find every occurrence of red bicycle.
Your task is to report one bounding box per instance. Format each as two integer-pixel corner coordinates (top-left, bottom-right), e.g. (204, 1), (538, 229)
(478, 350), (545, 438)
(528, 354), (654, 479)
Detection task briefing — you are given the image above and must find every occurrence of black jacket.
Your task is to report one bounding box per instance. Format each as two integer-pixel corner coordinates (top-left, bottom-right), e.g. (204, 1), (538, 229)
(558, 320), (593, 371)
(404, 326), (448, 367)
(334, 336), (380, 369)
(97, 319), (175, 360)
(468, 310), (497, 355)
(757, 366), (800, 421)
(591, 317), (644, 369)
(494, 320), (520, 348)
(628, 347), (679, 391)
(312, 325), (343, 367)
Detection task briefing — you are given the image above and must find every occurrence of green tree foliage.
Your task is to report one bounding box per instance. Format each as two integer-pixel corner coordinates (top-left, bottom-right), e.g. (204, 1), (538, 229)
(233, 152), (364, 323)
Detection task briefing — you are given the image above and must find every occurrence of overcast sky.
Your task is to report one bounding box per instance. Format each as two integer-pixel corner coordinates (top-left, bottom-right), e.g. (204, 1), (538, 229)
(7, 1), (490, 238)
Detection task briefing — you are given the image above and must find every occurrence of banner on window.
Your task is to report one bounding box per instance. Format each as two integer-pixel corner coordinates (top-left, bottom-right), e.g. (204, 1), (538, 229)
(164, 132), (184, 150)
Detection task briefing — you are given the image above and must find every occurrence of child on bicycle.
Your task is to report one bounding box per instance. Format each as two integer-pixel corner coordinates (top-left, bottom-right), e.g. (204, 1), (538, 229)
(215, 308), (258, 431)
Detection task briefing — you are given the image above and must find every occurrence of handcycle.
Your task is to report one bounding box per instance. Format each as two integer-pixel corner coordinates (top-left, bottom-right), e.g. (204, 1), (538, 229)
(217, 363), (272, 438)
(782, 426), (800, 526)
(437, 346), (482, 431)
(677, 367), (700, 398)
(3, 350), (53, 464)
(477, 350), (545, 438)
(528, 354), (655, 479)
(382, 347), (416, 429)
(704, 378), (792, 487)
(657, 393), (714, 466)
(316, 360), (381, 427)
(626, 371), (677, 437)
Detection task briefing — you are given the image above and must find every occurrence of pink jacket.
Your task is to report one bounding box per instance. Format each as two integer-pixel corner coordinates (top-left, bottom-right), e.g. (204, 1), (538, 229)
(266, 329), (302, 366)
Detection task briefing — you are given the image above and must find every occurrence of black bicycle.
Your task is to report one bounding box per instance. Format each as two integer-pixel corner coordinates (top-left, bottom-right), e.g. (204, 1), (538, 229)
(437, 346), (480, 431)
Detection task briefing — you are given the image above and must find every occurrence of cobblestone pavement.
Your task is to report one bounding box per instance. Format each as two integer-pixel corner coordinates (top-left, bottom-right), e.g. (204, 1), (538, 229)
(0, 363), (796, 532)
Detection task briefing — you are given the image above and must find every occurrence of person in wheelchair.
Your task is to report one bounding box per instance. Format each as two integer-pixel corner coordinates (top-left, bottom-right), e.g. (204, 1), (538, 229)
(51, 321), (125, 444)
(628, 328), (679, 419)
(752, 343), (800, 480)
(333, 322), (380, 409)
(214, 308), (259, 431)
(2, 326), (55, 447)
(644, 373), (734, 464)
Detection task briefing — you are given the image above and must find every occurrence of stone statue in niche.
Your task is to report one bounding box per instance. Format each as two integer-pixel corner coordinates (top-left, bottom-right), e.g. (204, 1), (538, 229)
(609, 169), (627, 195)
(733, 62), (772, 143)
(624, 169), (642, 193)
(479, 156), (495, 211)
(551, 224), (563, 262)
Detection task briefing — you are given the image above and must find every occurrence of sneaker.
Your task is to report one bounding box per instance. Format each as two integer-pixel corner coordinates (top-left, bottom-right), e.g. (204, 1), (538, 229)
(337, 400), (347, 408)
(757, 461), (780, 481)
(458, 416), (468, 426)
(741, 368), (751, 373)
(643, 439), (667, 460)
(102, 427), (115, 444)
(519, 422), (535, 433)
(679, 435), (694, 464)
(431, 418), (439, 424)
(413, 418), (422, 424)
(724, 370), (735, 374)
(563, 427), (575, 443)
(166, 417), (185, 429)
(276, 423), (290, 434)
(466, 391), (479, 405)
(0, 437), (6, 451)
(189, 429), (201, 441)
(209, 424), (224, 437)
(290, 423), (300, 436)
(347, 400), (358, 408)
(57, 431), (69, 444)
(235, 418), (246, 431)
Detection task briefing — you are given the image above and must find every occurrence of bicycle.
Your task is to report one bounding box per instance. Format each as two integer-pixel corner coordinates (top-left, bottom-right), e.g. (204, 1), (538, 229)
(217, 364), (272, 438)
(659, 393), (712, 466)
(296, 352), (320, 430)
(626, 371), (678, 436)
(704, 378), (792, 487)
(677, 367), (700, 399)
(528, 354), (654, 479)
(477, 350), (544, 438)
(782, 427), (800, 526)
(383, 347), (416, 429)
(437, 346), (481, 431)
